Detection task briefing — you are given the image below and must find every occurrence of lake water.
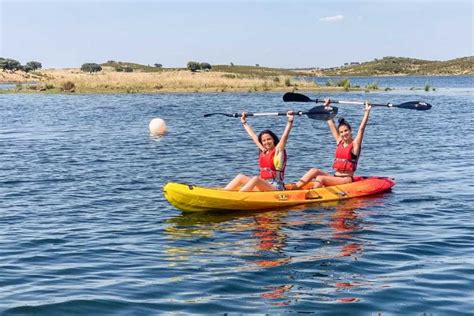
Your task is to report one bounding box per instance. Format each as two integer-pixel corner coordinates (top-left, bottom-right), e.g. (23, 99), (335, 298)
(1, 76), (473, 315)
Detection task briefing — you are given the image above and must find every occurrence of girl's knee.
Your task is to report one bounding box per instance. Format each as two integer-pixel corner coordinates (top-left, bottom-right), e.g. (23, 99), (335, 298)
(249, 176), (260, 182)
(236, 174), (247, 180)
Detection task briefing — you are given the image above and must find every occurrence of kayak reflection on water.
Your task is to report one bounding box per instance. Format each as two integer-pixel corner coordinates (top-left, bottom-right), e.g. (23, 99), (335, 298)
(164, 195), (387, 267)
(164, 195), (388, 305)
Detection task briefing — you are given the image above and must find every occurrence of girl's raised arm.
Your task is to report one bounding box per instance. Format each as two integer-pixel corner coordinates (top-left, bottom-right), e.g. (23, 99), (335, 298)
(353, 101), (372, 156)
(241, 113), (265, 152)
(276, 111), (294, 151)
(324, 99), (340, 143)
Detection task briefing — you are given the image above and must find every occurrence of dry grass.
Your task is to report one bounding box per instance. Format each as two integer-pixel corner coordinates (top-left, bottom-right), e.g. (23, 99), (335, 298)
(35, 67), (319, 93)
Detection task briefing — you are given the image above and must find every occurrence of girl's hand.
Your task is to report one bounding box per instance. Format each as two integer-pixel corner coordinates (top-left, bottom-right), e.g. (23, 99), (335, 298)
(287, 110), (294, 123)
(323, 98), (331, 107)
(364, 101), (372, 112)
(241, 112), (247, 124)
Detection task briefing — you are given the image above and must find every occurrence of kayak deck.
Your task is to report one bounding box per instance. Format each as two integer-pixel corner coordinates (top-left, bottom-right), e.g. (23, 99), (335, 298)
(163, 176), (395, 212)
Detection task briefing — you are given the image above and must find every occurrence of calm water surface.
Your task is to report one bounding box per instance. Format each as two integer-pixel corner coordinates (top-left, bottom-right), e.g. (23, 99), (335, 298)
(1, 76), (473, 315)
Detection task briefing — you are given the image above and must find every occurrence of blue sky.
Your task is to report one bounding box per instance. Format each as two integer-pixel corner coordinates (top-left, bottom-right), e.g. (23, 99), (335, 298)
(1, 0), (472, 68)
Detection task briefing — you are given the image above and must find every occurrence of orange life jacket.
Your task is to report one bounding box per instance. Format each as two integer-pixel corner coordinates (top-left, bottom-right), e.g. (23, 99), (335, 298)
(332, 141), (358, 172)
(259, 148), (286, 181)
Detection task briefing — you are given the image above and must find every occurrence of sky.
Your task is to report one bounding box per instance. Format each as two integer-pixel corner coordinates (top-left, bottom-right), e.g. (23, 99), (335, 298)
(1, 0), (473, 69)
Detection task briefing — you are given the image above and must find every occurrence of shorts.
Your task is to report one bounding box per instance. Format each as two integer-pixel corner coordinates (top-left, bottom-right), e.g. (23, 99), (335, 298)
(268, 179), (285, 191)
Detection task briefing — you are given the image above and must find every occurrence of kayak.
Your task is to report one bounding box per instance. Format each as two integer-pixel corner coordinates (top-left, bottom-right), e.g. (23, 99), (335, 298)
(163, 176), (395, 212)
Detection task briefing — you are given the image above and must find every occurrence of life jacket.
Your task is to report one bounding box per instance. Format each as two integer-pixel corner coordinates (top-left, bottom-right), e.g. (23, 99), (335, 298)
(332, 141), (358, 172)
(259, 148), (287, 181)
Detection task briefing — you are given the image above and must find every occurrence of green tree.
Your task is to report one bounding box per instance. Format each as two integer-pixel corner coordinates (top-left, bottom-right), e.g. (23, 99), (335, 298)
(187, 61), (201, 72)
(26, 61), (42, 71)
(23, 65), (34, 73)
(0, 58), (22, 72)
(81, 63), (102, 73)
(200, 62), (212, 71)
(154, 63), (162, 68)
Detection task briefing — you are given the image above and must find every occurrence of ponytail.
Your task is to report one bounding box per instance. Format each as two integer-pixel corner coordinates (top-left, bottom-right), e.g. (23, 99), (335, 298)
(337, 117), (351, 131)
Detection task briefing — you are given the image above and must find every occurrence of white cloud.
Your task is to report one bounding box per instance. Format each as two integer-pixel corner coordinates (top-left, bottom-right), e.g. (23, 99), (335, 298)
(319, 15), (344, 23)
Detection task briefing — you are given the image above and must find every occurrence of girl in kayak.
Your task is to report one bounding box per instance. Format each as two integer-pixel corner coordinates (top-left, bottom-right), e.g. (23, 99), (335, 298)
(224, 111), (295, 192)
(290, 99), (372, 189)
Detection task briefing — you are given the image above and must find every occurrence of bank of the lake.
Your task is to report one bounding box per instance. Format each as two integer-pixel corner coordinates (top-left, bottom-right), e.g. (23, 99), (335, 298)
(1, 67), (465, 94)
(0, 68), (322, 94)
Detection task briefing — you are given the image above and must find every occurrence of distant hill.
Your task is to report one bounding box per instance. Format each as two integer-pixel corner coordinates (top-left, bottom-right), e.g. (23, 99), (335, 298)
(99, 56), (473, 76)
(100, 61), (312, 77)
(101, 61), (165, 72)
(320, 56), (473, 76)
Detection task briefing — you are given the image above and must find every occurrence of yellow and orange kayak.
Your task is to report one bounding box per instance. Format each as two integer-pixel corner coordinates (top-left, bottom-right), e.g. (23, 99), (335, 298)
(163, 176), (395, 212)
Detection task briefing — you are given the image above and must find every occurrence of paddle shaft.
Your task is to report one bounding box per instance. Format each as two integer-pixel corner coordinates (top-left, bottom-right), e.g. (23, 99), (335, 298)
(303, 98), (403, 107)
(204, 105), (337, 119)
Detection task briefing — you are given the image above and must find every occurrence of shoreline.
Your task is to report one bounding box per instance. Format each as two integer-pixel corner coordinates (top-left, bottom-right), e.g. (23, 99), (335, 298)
(1, 68), (472, 94)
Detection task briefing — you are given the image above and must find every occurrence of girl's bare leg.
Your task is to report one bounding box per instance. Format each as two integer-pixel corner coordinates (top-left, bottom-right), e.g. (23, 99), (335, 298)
(240, 176), (275, 192)
(313, 175), (352, 188)
(224, 174), (251, 191)
(292, 168), (329, 189)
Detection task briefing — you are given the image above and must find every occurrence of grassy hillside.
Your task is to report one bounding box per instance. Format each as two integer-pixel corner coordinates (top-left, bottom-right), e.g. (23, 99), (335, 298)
(100, 57), (473, 77)
(321, 56), (473, 76)
(101, 61), (165, 72)
(211, 65), (315, 77)
(101, 61), (315, 77)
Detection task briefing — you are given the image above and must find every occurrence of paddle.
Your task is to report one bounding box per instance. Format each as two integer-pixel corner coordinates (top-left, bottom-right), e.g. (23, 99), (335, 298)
(204, 105), (338, 121)
(283, 92), (432, 111)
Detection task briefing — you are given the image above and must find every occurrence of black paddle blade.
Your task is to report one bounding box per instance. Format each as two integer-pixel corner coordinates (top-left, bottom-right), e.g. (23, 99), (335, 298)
(305, 105), (338, 120)
(395, 101), (432, 111)
(283, 92), (314, 103)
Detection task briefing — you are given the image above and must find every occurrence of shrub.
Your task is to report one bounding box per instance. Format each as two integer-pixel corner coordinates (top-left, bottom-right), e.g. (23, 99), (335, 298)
(26, 61), (42, 71)
(273, 76), (280, 83)
(0, 58), (21, 72)
(187, 61), (200, 72)
(154, 63), (162, 68)
(343, 81), (350, 91)
(365, 82), (379, 90)
(200, 62), (212, 71)
(284, 78), (291, 87)
(62, 81), (75, 92)
(81, 63), (102, 73)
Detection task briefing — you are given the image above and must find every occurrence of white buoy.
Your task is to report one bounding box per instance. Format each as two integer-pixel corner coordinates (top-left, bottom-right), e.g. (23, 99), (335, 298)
(149, 117), (167, 135)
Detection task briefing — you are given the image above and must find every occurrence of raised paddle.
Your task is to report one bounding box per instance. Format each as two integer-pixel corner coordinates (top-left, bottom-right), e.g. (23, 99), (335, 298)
(204, 105), (338, 121)
(283, 92), (432, 111)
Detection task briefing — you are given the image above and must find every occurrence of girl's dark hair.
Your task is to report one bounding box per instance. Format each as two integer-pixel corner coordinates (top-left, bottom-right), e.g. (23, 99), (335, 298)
(258, 129), (279, 148)
(337, 117), (351, 131)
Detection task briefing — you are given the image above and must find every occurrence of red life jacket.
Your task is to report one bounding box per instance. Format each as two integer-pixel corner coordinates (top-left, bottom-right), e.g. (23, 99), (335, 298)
(259, 148), (287, 181)
(332, 141), (358, 172)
